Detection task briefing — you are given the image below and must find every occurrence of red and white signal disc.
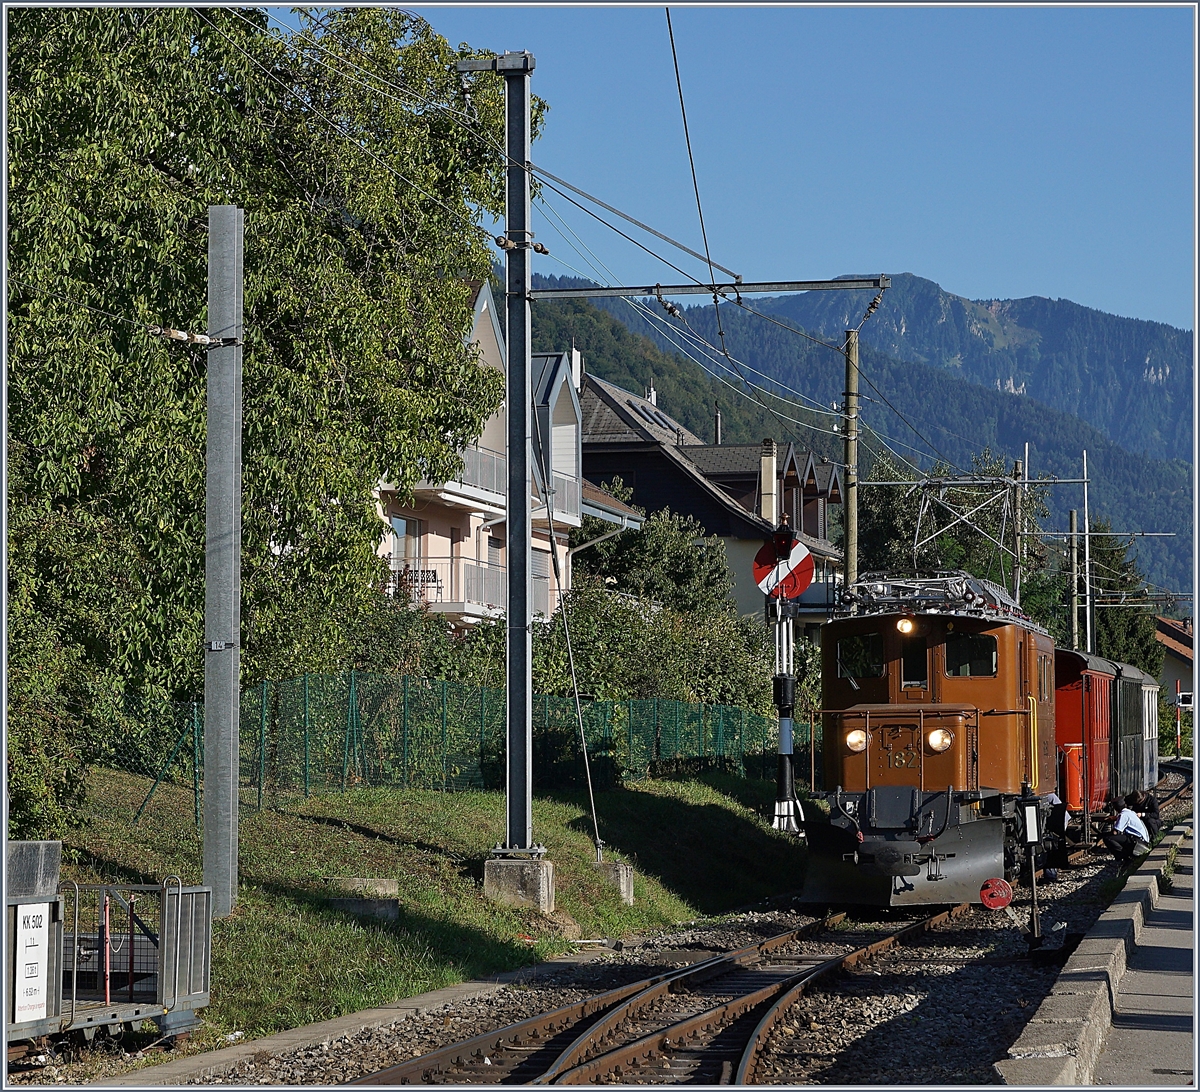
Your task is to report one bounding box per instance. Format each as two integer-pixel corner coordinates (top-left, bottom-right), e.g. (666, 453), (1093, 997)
(979, 877), (1013, 909)
(753, 538), (815, 600)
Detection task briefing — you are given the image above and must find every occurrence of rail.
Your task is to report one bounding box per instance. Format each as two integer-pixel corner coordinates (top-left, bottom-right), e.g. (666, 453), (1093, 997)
(349, 906), (972, 1086)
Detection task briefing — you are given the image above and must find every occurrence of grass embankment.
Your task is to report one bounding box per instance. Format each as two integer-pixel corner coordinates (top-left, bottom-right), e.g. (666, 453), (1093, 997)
(66, 768), (807, 1046)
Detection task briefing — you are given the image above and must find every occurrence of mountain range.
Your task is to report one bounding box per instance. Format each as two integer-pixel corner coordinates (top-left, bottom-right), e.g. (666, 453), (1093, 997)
(529, 273), (1192, 600)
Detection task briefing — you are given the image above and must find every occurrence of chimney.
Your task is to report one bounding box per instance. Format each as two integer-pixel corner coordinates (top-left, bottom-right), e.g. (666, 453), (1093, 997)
(760, 438), (778, 525)
(647, 379), (657, 407)
(714, 400), (722, 445)
(571, 346), (584, 391)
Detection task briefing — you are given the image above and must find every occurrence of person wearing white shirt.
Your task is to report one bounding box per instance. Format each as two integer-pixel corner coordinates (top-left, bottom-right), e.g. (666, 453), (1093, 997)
(1101, 792), (1151, 863)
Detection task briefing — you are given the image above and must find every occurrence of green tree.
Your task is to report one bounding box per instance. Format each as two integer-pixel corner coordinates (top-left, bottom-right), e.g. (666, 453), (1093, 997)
(569, 480), (733, 613)
(1090, 520), (1164, 677)
(6, 7), (522, 834)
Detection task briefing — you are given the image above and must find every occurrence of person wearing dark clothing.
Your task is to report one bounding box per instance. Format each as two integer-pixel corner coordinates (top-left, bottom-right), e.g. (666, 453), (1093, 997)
(1135, 790), (1161, 840)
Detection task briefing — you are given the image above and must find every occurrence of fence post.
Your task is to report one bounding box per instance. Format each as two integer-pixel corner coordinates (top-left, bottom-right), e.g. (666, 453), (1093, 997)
(258, 680), (268, 811)
(602, 702), (610, 786)
(628, 698), (634, 777)
(342, 670), (354, 791)
(402, 674), (409, 789)
(480, 685), (487, 789)
(303, 673), (310, 798)
(192, 701), (201, 828)
(441, 678), (448, 792)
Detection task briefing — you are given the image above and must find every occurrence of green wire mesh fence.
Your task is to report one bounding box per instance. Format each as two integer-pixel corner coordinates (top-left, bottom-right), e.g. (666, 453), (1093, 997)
(111, 672), (795, 821)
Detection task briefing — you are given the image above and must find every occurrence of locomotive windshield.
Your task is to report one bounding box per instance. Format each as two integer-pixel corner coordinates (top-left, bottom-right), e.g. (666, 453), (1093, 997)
(945, 632), (998, 677)
(837, 633), (884, 683)
(901, 637), (928, 689)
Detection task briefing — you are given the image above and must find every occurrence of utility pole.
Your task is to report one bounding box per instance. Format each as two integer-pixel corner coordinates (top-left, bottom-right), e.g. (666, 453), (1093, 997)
(1069, 509), (1079, 650)
(501, 51), (536, 859)
(770, 596), (801, 833)
(1082, 450), (1093, 653)
(458, 51), (553, 910)
(1012, 459), (1023, 604)
(844, 329), (859, 591)
(203, 205), (243, 920)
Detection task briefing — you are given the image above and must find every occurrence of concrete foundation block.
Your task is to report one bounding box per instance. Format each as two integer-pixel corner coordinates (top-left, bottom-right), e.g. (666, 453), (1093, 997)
(328, 897), (400, 923)
(326, 877), (400, 897)
(595, 860), (635, 905)
(1029, 990), (1108, 1026)
(993, 1055), (1077, 1085)
(484, 858), (555, 913)
(1008, 1017), (1084, 1057)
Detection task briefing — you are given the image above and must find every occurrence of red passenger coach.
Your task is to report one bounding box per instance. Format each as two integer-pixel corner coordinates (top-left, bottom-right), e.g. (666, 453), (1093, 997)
(1054, 650), (1113, 813)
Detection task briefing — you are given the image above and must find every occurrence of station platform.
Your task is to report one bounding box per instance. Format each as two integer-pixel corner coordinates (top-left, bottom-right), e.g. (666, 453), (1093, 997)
(1093, 829), (1194, 1086)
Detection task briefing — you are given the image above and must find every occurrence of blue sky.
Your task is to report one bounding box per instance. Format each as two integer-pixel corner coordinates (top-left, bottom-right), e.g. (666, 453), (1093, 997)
(395, 4), (1196, 330)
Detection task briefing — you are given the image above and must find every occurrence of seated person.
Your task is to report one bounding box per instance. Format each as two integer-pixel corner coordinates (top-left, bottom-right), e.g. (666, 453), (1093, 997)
(1100, 793), (1151, 864)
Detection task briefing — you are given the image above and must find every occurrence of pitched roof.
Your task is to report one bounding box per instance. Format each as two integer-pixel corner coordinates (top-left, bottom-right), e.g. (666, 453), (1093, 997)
(1156, 616), (1194, 663)
(582, 375), (706, 447)
(682, 444), (763, 477)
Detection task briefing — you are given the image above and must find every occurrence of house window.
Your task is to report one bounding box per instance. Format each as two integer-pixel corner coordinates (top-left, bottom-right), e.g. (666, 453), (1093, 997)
(532, 550), (550, 579)
(390, 516), (422, 567)
(488, 536), (504, 568)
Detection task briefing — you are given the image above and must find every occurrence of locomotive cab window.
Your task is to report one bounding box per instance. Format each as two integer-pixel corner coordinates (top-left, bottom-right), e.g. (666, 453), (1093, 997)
(945, 633), (998, 677)
(837, 633), (884, 680)
(901, 638), (928, 689)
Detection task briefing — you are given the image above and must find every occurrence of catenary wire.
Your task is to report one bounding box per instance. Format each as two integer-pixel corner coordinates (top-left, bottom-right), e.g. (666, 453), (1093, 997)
(244, 4), (909, 456)
(248, 7), (726, 288)
(726, 295), (967, 471)
(532, 195), (841, 446)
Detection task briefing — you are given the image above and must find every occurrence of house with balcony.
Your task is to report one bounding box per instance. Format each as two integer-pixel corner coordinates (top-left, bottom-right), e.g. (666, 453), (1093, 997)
(375, 283), (634, 627)
(580, 374), (843, 639)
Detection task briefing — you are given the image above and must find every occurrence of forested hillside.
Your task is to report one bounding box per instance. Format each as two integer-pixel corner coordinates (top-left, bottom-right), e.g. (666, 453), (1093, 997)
(530, 276), (1191, 596)
(750, 273), (1194, 463)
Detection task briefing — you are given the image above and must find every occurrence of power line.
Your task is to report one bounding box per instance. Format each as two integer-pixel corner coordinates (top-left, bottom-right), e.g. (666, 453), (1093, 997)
(9, 278), (148, 330)
(534, 204), (851, 450)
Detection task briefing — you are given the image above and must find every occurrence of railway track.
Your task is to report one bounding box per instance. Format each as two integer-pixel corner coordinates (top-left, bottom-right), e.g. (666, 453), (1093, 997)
(349, 906), (970, 1086)
(1156, 758), (1193, 814)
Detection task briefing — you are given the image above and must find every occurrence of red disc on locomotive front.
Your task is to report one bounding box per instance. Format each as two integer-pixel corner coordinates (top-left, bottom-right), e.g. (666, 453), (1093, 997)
(979, 877), (1013, 909)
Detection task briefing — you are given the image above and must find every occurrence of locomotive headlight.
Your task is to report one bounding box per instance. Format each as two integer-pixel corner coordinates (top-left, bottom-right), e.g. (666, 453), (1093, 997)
(927, 728), (954, 753)
(846, 729), (868, 752)
(896, 617), (915, 634)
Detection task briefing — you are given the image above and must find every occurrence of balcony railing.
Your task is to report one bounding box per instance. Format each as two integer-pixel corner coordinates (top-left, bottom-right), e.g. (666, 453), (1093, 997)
(550, 473), (581, 520)
(459, 445), (506, 495)
(414, 445), (582, 521)
(385, 557), (552, 617)
(414, 445), (506, 498)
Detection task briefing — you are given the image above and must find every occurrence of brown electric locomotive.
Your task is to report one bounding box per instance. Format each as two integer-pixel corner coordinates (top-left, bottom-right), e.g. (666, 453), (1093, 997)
(802, 572), (1056, 907)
